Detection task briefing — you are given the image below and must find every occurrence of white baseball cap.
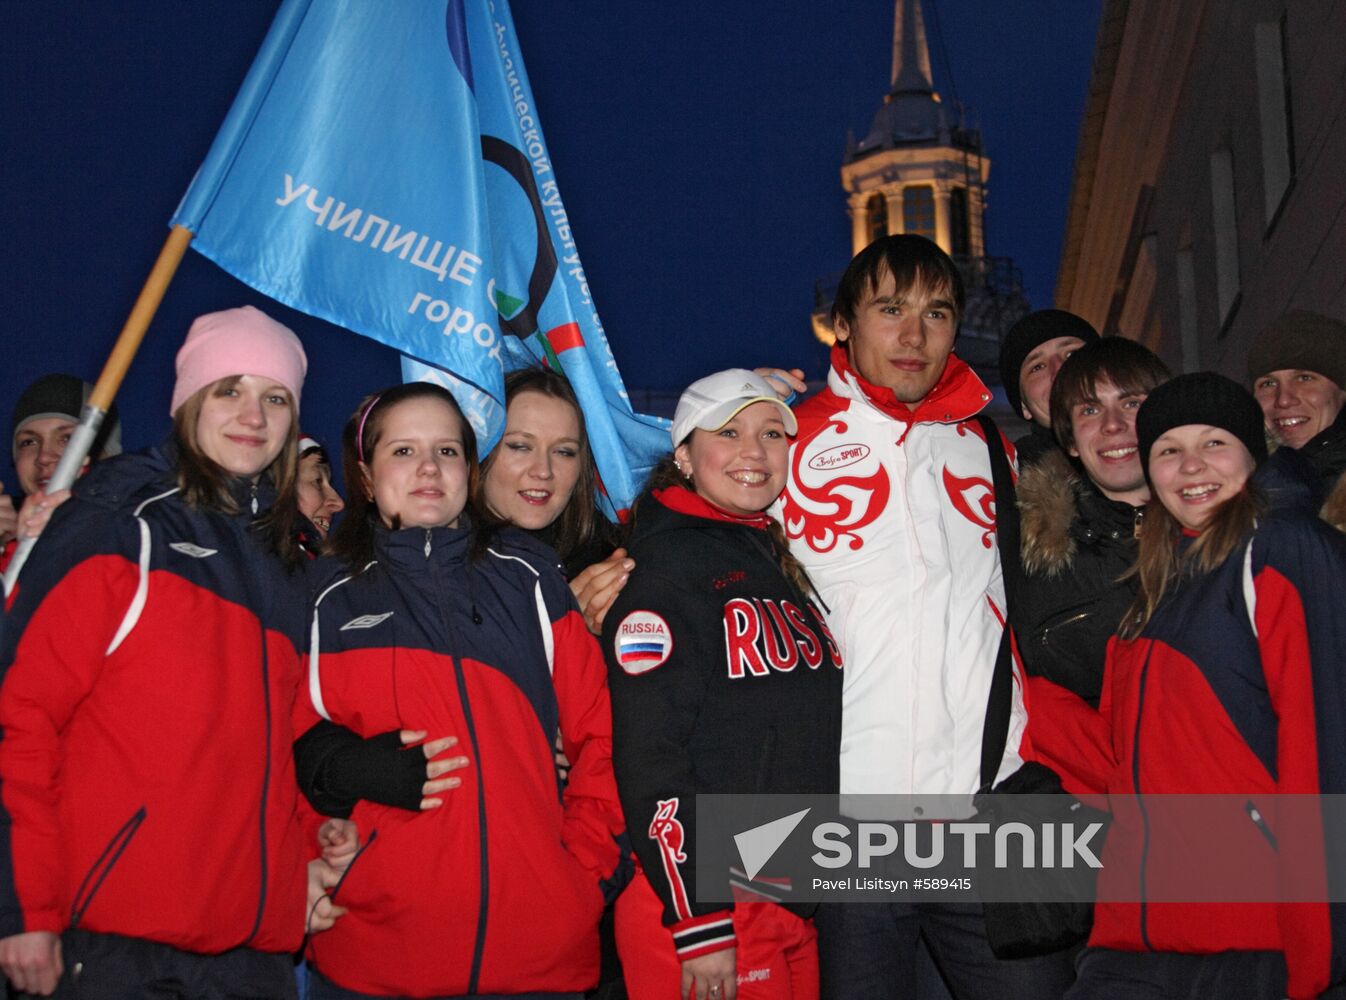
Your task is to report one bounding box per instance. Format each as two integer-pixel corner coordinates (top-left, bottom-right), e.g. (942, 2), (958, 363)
(670, 369), (798, 447)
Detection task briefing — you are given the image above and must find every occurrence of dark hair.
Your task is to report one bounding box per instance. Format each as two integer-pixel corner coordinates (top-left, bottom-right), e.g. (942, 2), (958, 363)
(328, 383), (480, 570)
(638, 453), (812, 596)
(171, 376), (302, 566)
(1120, 485), (1263, 639)
(1050, 338), (1172, 453)
(830, 234), (965, 330)
(299, 440), (330, 465)
(477, 368), (599, 563)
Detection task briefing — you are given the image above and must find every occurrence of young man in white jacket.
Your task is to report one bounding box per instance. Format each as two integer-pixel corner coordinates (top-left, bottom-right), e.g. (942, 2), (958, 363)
(777, 234), (1073, 999)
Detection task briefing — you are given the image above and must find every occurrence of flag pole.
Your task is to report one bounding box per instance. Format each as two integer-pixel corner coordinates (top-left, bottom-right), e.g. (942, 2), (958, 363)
(3, 224), (194, 594)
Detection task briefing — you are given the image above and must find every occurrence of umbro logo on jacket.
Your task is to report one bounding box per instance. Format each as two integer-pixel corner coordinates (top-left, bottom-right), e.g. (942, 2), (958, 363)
(339, 612), (394, 631)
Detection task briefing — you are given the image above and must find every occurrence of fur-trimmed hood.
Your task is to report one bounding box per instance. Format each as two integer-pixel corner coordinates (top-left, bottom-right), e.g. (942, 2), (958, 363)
(1017, 448), (1081, 577)
(1018, 448), (1143, 577)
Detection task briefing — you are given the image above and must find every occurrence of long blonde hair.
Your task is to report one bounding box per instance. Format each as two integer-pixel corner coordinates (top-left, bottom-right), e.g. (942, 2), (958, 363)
(1120, 486), (1263, 638)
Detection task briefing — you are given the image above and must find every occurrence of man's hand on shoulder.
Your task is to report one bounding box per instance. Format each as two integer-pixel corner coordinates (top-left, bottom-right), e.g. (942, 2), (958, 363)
(754, 368), (806, 402)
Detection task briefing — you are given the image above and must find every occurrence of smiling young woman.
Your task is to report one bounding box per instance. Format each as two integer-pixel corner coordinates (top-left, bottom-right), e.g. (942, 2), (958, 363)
(0, 306), (330, 997)
(477, 368), (613, 574)
(1054, 373), (1346, 1000)
(604, 369), (842, 1000)
(293, 381), (625, 999)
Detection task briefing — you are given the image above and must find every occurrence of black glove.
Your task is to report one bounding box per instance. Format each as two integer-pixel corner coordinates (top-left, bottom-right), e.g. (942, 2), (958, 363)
(294, 722), (427, 816)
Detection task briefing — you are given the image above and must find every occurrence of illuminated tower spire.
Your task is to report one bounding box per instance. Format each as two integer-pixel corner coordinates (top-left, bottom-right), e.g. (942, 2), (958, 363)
(891, 0), (935, 95)
(842, 0), (986, 259)
(817, 0), (1028, 373)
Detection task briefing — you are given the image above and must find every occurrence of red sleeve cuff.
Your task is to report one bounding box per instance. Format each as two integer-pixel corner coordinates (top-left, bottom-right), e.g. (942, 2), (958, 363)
(671, 909), (736, 959)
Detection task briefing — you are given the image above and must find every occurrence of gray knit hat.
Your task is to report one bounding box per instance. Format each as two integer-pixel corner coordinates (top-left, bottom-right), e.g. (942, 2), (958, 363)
(1246, 310), (1346, 387)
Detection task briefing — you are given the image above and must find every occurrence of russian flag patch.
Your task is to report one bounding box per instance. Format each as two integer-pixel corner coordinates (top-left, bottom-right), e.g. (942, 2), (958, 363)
(614, 610), (674, 674)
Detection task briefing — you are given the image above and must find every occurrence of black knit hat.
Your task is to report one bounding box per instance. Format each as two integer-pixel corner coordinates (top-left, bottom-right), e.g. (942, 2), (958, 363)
(1136, 372), (1267, 478)
(1246, 310), (1346, 387)
(10, 373), (122, 465)
(998, 310), (1100, 415)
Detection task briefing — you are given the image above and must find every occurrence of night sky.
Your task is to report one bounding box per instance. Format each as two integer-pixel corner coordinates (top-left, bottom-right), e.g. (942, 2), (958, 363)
(1, 0), (1101, 476)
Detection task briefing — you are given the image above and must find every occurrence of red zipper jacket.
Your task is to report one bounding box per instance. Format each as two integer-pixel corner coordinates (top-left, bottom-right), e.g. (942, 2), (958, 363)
(0, 446), (312, 954)
(296, 522), (625, 996)
(1081, 455), (1346, 999)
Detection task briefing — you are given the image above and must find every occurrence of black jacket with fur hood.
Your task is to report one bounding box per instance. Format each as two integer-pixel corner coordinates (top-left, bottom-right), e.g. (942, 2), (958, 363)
(1013, 448), (1143, 706)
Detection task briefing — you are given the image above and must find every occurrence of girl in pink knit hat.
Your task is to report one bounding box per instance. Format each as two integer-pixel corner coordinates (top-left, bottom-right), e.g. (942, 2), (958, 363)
(0, 306), (342, 999)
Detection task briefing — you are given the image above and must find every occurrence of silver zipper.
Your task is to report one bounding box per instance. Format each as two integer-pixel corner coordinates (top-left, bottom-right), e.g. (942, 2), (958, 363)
(1039, 611), (1091, 644)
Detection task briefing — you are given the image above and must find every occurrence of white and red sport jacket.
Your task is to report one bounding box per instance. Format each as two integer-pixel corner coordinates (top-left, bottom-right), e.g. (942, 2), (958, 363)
(777, 346), (1028, 803)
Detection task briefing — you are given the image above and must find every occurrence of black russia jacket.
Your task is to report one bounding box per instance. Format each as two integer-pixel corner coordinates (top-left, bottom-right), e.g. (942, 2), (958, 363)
(603, 487), (843, 961)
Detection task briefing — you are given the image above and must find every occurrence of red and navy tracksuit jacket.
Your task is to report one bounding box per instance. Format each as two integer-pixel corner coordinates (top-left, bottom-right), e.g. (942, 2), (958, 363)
(296, 522), (626, 997)
(0, 446), (312, 954)
(1074, 458), (1346, 999)
(603, 487), (843, 961)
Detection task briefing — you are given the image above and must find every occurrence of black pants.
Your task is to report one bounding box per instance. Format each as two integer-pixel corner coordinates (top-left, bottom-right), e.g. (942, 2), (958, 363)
(815, 900), (1075, 1000)
(34, 930), (296, 1000)
(1065, 948), (1288, 1000)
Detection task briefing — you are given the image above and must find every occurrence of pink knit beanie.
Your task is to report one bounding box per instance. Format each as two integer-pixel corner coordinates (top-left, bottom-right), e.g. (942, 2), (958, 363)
(170, 306), (308, 416)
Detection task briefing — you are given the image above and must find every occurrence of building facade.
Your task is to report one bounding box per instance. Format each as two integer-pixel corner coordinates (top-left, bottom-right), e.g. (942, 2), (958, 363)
(1056, 0), (1346, 374)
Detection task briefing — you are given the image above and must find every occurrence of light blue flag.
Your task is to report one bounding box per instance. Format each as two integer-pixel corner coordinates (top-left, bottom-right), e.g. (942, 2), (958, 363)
(173, 0), (668, 518)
